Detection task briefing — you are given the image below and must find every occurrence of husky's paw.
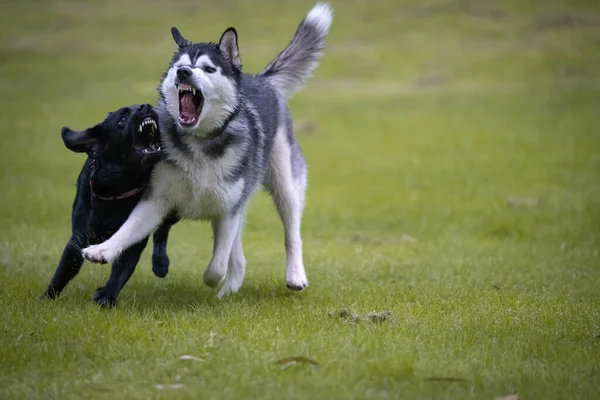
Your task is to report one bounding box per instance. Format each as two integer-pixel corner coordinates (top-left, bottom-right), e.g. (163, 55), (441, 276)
(82, 244), (117, 264)
(93, 287), (117, 308)
(203, 268), (226, 289)
(286, 269), (309, 291)
(152, 253), (170, 278)
(217, 278), (243, 299)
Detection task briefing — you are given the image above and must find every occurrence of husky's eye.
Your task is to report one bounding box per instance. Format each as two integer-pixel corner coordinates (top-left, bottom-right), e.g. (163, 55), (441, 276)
(203, 66), (216, 74)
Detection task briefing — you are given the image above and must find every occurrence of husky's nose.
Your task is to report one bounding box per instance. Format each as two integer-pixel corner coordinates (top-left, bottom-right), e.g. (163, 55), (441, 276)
(176, 67), (192, 78)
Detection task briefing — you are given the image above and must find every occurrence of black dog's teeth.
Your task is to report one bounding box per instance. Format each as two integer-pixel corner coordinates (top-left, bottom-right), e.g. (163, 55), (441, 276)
(140, 143), (161, 154)
(136, 117), (160, 154)
(138, 118), (157, 133)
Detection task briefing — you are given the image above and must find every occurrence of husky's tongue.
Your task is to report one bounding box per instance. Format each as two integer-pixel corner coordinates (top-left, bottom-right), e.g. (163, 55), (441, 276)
(180, 93), (197, 119)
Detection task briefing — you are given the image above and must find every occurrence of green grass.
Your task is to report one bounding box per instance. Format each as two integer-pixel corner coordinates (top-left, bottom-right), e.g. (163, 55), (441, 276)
(1, 0), (600, 398)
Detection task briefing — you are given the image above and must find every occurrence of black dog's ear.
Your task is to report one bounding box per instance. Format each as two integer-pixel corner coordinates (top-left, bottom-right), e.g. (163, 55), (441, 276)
(171, 27), (190, 48)
(62, 126), (102, 154)
(219, 27), (241, 69)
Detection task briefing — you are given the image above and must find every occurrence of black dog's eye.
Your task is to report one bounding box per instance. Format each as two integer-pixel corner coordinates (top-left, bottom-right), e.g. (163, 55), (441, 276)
(203, 66), (216, 74)
(118, 117), (127, 125)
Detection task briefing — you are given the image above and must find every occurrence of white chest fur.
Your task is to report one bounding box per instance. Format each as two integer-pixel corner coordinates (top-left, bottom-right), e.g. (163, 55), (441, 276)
(152, 140), (245, 220)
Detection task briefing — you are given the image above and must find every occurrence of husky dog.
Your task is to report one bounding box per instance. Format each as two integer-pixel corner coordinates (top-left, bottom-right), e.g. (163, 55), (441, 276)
(82, 3), (333, 298)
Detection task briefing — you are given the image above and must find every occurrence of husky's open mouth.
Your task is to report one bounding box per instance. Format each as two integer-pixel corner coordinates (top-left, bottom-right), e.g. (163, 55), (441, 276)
(177, 83), (204, 126)
(135, 116), (161, 156)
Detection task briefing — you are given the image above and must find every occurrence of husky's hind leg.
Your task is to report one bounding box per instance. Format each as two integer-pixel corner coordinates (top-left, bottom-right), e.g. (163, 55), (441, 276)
(264, 125), (308, 290)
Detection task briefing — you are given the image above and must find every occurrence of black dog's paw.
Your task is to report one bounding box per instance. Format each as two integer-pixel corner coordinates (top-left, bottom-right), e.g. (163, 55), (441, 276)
(40, 292), (56, 301)
(93, 287), (117, 308)
(40, 287), (59, 301)
(152, 253), (170, 278)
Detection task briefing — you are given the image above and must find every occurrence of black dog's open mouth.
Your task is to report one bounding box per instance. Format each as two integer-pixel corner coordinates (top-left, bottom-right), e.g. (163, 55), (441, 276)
(177, 83), (204, 126)
(135, 117), (161, 156)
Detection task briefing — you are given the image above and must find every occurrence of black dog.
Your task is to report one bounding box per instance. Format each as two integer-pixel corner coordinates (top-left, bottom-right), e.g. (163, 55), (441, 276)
(42, 104), (178, 307)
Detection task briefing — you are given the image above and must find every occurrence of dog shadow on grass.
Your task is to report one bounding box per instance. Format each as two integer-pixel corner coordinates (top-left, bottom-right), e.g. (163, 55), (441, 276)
(126, 280), (300, 312)
(40, 275), (304, 315)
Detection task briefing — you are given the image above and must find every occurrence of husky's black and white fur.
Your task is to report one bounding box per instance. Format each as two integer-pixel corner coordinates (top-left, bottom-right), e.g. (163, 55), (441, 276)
(82, 3), (333, 298)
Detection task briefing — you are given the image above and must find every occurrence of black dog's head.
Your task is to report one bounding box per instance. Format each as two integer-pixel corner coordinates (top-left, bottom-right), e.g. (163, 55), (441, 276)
(62, 104), (162, 165)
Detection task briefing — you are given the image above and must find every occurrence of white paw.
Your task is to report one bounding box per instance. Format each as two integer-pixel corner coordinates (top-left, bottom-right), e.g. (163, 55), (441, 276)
(217, 278), (243, 299)
(286, 268), (308, 291)
(203, 268), (226, 289)
(82, 243), (119, 264)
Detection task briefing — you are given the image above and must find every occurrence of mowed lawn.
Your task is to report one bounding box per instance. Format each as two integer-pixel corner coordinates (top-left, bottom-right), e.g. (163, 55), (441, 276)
(1, 0), (600, 398)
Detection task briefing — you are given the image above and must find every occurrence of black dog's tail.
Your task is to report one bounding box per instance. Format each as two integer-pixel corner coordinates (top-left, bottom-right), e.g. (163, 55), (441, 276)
(260, 3), (333, 98)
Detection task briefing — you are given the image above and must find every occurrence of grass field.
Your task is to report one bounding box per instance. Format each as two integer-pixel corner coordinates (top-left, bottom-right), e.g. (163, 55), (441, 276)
(1, 0), (600, 398)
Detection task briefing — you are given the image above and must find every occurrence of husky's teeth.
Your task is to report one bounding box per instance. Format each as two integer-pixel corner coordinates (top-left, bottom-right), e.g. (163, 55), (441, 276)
(192, 88), (196, 96)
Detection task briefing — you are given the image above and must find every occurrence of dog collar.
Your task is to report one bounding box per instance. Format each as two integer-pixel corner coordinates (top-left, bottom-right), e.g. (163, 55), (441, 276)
(90, 183), (144, 201)
(89, 159), (144, 201)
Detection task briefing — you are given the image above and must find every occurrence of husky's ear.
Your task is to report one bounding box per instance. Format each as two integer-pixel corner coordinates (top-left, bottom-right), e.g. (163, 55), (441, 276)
(219, 27), (241, 69)
(62, 125), (102, 154)
(171, 27), (190, 48)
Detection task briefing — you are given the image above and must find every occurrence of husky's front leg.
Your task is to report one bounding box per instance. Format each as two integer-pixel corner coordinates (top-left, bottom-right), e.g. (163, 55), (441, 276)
(203, 212), (243, 288)
(82, 199), (168, 264)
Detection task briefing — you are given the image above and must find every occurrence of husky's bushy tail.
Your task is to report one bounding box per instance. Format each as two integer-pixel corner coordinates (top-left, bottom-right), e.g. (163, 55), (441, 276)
(261, 3), (333, 98)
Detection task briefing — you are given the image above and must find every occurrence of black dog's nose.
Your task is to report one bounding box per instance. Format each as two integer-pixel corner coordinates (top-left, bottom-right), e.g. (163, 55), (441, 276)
(176, 67), (192, 78)
(138, 104), (151, 112)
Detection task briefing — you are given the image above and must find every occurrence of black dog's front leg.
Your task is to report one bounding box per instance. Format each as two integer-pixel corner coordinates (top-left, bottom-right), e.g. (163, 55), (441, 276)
(151, 213), (179, 278)
(42, 237), (85, 299)
(94, 238), (149, 308)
